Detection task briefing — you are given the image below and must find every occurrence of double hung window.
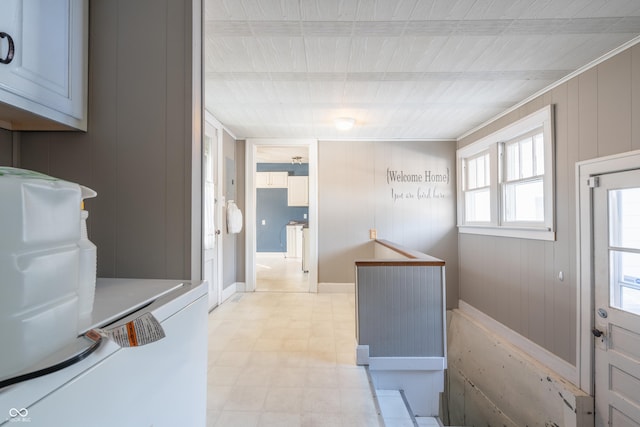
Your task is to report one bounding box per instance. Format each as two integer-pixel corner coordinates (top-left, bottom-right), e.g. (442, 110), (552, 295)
(457, 105), (555, 240)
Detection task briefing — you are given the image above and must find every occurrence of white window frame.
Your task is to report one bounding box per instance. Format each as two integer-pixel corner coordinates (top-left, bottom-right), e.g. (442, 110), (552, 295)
(456, 105), (555, 241)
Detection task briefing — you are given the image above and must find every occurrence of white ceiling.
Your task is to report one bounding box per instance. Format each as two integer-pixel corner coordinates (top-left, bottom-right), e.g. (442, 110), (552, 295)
(204, 0), (640, 141)
(256, 145), (309, 163)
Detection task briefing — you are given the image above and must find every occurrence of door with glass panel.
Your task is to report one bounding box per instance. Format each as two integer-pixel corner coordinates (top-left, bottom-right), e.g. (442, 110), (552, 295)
(593, 169), (640, 426)
(203, 123), (220, 310)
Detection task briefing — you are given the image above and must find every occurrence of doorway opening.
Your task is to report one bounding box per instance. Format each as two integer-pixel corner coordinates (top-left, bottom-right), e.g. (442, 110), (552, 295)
(245, 139), (318, 293)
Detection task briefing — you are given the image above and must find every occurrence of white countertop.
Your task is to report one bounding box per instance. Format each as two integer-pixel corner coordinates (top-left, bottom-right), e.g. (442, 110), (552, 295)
(84, 278), (205, 331)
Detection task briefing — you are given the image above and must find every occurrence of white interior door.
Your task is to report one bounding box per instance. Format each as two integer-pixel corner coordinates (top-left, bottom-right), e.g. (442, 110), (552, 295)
(203, 123), (220, 310)
(593, 169), (640, 426)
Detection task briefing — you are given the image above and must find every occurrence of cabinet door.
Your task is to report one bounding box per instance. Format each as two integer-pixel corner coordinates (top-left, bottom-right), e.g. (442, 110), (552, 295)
(295, 225), (303, 258)
(256, 172), (270, 188)
(288, 176), (309, 206)
(269, 171), (289, 188)
(256, 171), (289, 188)
(0, 0), (87, 130)
(286, 225), (297, 258)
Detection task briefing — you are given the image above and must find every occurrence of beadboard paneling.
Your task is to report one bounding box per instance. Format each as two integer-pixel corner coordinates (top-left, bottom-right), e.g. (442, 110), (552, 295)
(357, 265), (444, 357)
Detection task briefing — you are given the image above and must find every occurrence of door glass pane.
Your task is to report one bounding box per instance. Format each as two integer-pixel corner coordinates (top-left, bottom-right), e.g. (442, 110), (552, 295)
(609, 188), (640, 249)
(610, 250), (640, 315)
(609, 187), (640, 315)
(203, 135), (216, 250)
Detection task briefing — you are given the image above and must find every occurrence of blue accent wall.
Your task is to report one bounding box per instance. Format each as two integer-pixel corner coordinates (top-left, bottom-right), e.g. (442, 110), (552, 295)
(256, 163), (309, 252)
(257, 162), (308, 176)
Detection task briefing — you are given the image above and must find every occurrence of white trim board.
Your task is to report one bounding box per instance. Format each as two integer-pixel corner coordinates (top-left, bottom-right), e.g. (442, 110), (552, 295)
(205, 109), (238, 141)
(458, 300), (577, 385)
(221, 283), (238, 303)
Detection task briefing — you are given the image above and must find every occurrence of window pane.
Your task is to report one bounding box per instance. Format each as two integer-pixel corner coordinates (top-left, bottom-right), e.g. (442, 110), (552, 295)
(609, 187), (640, 250)
(465, 189), (490, 222)
(504, 179), (544, 222)
(467, 158), (477, 189)
(505, 142), (519, 181)
(610, 250), (640, 315)
(477, 155), (486, 188)
(534, 133), (544, 175)
(484, 154), (490, 185)
(520, 137), (533, 178)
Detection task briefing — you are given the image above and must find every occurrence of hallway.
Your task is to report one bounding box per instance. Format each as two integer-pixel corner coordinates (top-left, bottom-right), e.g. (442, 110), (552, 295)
(206, 292), (382, 426)
(256, 253), (309, 292)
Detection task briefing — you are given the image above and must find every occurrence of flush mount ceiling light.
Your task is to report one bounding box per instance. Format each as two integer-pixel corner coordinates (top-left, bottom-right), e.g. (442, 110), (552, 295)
(334, 117), (355, 131)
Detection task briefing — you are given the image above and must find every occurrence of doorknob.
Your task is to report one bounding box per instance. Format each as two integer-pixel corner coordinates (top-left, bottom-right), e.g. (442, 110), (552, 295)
(215, 229), (221, 235)
(592, 328), (604, 338)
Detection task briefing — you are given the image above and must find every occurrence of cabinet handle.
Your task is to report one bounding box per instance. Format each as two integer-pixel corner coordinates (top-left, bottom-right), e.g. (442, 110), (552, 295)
(0, 32), (15, 65)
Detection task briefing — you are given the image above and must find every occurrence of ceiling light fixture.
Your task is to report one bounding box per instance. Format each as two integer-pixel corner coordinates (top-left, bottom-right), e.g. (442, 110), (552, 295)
(334, 117), (355, 131)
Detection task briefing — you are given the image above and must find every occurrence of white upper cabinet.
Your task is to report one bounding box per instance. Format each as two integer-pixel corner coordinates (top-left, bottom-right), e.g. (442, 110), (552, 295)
(288, 176), (309, 206)
(256, 171), (289, 188)
(0, 0), (88, 131)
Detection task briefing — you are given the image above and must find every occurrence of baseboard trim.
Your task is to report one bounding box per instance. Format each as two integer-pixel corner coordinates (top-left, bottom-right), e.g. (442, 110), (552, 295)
(255, 252), (286, 257)
(318, 282), (355, 293)
(226, 282), (244, 297)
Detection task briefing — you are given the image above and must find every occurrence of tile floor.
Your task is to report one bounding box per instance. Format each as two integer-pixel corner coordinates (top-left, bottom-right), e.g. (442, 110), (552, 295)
(256, 253), (309, 292)
(206, 291), (383, 426)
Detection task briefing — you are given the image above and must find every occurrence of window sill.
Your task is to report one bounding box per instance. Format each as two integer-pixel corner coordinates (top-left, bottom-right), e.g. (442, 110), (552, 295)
(458, 225), (556, 241)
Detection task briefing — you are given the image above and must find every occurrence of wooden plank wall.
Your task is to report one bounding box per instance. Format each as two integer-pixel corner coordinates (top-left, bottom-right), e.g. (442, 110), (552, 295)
(457, 44), (640, 365)
(17, 0), (197, 280)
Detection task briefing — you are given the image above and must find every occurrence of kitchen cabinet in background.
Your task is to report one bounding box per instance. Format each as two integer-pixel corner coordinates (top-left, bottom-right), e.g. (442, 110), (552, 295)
(287, 175), (308, 206)
(256, 171), (288, 188)
(286, 224), (303, 258)
(0, 0), (88, 131)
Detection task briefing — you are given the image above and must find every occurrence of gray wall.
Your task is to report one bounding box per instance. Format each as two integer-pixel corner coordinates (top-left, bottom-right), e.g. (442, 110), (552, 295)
(222, 129), (238, 289)
(319, 140), (458, 309)
(0, 129), (11, 165)
(17, 0), (198, 280)
(457, 43), (640, 365)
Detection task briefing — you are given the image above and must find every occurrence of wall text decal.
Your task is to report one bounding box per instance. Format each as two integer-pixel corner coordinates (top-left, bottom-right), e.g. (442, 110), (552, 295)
(386, 167), (450, 203)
